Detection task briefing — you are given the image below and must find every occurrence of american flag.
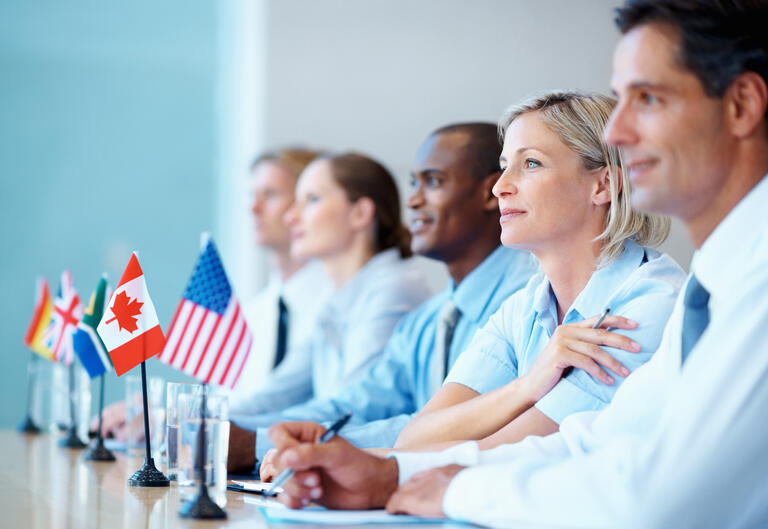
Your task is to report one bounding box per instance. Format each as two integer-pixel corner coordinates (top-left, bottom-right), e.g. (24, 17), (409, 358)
(158, 238), (253, 389)
(43, 270), (84, 365)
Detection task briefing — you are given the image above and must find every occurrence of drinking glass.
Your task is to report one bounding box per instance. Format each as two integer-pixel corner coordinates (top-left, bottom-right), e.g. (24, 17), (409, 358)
(165, 382), (201, 480)
(177, 391), (229, 507)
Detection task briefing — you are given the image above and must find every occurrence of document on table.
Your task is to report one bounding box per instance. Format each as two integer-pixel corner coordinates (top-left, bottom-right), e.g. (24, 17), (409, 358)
(230, 480), (282, 494)
(259, 504), (454, 525)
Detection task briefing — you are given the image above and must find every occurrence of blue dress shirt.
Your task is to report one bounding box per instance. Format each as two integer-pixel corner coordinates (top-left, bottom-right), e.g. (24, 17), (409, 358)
(445, 239), (686, 423)
(231, 246), (539, 460)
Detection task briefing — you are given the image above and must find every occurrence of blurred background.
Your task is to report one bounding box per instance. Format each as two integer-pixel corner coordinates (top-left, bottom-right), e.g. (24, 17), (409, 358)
(0, 0), (694, 428)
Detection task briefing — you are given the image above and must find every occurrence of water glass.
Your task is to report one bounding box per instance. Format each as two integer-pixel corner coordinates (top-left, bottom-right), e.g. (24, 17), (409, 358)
(125, 375), (165, 456)
(177, 391), (229, 507)
(50, 362), (91, 441)
(165, 382), (201, 480)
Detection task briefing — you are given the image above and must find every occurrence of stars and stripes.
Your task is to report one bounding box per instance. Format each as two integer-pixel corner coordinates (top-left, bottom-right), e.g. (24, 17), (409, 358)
(158, 238), (253, 389)
(43, 270), (84, 365)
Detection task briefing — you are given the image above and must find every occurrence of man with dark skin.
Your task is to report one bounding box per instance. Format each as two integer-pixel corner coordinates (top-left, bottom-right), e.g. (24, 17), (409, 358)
(227, 123), (539, 474)
(265, 1), (768, 527)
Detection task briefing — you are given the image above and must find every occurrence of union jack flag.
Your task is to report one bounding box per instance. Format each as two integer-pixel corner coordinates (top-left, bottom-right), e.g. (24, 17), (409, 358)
(43, 270), (84, 365)
(158, 238), (253, 389)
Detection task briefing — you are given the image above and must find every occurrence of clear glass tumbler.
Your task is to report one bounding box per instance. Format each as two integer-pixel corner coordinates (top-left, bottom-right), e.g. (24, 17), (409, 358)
(177, 390), (229, 507)
(165, 382), (201, 480)
(125, 375), (165, 456)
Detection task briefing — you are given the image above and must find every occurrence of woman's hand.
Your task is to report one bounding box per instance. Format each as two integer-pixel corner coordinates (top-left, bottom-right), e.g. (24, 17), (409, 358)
(519, 314), (641, 402)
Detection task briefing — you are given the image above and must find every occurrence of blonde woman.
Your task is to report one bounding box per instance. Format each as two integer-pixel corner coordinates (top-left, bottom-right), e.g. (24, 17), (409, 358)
(394, 91), (686, 450)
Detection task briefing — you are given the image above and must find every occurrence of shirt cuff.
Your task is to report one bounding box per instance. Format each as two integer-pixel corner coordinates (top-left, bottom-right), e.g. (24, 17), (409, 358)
(442, 465), (486, 521)
(535, 375), (607, 424)
(390, 441), (480, 485)
(255, 427), (274, 462)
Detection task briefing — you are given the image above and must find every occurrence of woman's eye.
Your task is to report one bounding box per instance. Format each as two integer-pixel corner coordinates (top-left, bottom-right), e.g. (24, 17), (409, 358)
(426, 176), (440, 187)
(524, 159), (541, 169)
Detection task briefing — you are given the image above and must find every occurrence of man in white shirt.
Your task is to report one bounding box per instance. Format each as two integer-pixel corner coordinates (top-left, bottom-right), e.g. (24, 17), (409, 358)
(264, 2), (768, 527)
(229, 148), (332, 414)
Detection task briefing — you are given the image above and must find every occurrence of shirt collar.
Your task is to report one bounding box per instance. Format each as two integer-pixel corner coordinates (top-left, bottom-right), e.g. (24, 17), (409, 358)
(533, 238), (647, 325)
(692, 174), (768, 297)
(326, 247), (401, 313)
(451, 246), (534, 324)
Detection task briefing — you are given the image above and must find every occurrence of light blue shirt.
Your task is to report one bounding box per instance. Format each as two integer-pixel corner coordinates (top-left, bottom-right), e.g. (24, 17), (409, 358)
(445, 239), (686, 424)
(395, 176), (768, 529)
(232, 246), (539, 460)
(310, 248), (434, 399)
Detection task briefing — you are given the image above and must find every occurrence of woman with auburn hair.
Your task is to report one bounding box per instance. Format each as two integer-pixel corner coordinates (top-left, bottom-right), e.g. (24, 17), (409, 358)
(281, 152), (432, 400)
(394, 91), (686, 450)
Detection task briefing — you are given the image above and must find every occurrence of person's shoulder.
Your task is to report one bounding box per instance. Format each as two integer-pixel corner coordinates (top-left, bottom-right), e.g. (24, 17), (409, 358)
(492, 271), (547, 320)
(391, 289), (449, 336)
(606, 246), (687, 314)
(626, 246), (687, 291)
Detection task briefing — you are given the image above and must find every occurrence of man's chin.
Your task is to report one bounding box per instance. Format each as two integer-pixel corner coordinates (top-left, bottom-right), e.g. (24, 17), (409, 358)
(630, 188), (671, 216)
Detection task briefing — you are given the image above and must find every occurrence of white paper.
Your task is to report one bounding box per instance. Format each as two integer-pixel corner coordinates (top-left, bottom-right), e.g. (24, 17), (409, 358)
(231, 480), (283, 494)
(260, 504), (451, 525)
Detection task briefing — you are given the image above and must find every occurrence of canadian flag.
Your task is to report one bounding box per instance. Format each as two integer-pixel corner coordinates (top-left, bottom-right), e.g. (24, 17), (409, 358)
(97, 252), (166, 376)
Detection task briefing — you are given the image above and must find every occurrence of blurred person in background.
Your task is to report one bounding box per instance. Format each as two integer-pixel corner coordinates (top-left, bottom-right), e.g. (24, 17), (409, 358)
(227, 151), (435, 472)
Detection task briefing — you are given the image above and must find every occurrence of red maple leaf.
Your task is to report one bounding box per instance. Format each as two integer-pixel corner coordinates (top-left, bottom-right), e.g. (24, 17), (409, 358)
(104, 291), (144, 333)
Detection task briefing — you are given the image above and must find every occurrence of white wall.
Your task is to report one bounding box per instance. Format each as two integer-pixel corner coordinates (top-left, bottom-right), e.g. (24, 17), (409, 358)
(220, 0), (694, 298)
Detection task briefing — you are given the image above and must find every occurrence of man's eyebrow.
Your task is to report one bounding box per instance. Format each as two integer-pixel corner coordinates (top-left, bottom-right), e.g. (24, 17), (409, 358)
(624, 81), (677, 93)
(412, 168), (447, 176)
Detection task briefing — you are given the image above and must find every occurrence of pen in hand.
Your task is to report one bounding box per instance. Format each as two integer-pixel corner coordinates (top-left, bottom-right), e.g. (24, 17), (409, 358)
(265, 412), (353, 497)
(593, 307), (610, 329)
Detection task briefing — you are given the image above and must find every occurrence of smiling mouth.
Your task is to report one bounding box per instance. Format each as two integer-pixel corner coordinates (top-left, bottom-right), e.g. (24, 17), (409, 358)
(627, 159), (658, 180)
(410, 218), (433, 233)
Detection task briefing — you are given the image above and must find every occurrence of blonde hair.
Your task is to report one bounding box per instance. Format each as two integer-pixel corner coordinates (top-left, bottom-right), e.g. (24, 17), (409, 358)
(251, 148), (323, 180)
(499, 91), (670, 263)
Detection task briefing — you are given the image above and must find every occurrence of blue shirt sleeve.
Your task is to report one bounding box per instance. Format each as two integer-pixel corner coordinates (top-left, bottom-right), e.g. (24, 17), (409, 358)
(443, 302), (519, 394)
(535, 278), (680, 424)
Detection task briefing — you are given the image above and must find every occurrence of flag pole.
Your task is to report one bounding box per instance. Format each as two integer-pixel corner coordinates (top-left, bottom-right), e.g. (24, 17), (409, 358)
(85, 374), (115, 461)
(127, 360), (169, 486)
(179, 382), (226, 519)
(17, 352), (42, 433)
(60, 359), (87, 448)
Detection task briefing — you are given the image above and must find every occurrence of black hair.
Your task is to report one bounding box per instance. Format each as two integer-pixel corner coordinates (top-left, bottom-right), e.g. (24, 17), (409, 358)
(431, 122), (502, 180)
(615, 0), (768, 100)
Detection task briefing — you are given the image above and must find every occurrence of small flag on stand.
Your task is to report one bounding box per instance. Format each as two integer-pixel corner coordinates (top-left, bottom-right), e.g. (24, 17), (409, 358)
(73, 276), (114, 378)
(24, 277), (54, 360)
(97, 253), (165, 376)
(43, 271), (84, 365)
(158, 237), (253, 389)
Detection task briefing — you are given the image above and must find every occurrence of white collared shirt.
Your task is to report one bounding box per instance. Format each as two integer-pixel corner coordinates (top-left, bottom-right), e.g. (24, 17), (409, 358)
(393, 175), (768, 529)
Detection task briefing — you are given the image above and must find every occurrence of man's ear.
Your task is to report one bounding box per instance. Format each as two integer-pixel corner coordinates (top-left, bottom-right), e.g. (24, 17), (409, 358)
(725, 71), (768, 139)
(481, 171), (501, 212)
(350, 196), (376, 230)
(592, 167), (614, 207)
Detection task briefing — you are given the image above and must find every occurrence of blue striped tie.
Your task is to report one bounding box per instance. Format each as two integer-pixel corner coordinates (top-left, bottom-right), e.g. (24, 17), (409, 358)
(681, 275), (710, 364)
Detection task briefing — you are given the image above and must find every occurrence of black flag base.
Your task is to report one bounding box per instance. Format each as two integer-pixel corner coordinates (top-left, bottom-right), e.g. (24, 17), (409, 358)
(59, 426), (87, 449)
(179, 482), (227, 519)
(128, 458), (170, 487)
(84, 437), (116, 461)
(17, 415), (41, 434)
